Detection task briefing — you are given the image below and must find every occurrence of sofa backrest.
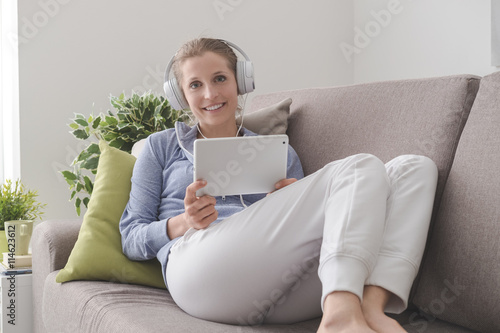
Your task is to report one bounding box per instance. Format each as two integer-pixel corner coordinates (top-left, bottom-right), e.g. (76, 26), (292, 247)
(412, 71), (500, 333)
(250, 75), (480, 221)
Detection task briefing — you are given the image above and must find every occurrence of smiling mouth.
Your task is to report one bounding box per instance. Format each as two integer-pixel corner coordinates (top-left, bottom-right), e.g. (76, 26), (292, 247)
(203, 103), (225, 111)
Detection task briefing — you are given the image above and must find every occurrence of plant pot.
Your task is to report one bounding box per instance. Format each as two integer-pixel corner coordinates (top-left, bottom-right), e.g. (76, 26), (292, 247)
(3, 220), (33, 256)
(0, 229), (8, 254)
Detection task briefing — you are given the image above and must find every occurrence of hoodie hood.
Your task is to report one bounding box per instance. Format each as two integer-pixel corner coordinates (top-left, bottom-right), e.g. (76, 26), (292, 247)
(174, 121), (257, 163)
(174, 121), (197, 163)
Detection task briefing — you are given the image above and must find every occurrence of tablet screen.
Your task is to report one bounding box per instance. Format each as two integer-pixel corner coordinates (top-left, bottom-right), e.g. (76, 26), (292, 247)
(193, 135), (289, 197)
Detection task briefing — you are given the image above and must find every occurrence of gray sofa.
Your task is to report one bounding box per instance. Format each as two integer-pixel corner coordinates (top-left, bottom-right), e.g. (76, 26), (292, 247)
(33, 72), (500, 332)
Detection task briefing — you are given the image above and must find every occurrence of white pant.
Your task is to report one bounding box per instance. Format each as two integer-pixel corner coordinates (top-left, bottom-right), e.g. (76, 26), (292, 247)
(166, 154), (438, 326)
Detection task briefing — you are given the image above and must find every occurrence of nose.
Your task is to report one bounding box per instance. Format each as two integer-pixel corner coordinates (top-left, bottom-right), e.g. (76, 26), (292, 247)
(203, 84), (219, 100)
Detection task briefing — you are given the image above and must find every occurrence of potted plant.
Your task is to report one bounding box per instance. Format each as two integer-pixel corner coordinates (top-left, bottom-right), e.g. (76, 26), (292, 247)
(0, 179), (45, 254)
(61, 91), (187, 215)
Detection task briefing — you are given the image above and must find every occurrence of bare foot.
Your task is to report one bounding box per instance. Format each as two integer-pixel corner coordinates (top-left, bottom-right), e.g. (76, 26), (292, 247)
(361, 286), (407, 333)
(363, 311), (407, 333)
(318, 291), (376, 333)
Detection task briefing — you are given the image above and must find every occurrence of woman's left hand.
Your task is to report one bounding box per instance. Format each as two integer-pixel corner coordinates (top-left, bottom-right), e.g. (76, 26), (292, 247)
(267, 178), (298, 196)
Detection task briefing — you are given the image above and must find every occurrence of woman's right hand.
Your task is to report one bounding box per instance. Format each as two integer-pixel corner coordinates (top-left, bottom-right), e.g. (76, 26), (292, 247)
(167, 180), (218, 239)
(184, 180), (218, 229)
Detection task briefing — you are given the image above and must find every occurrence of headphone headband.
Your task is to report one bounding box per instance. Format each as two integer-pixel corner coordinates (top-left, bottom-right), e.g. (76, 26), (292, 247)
(163, 39), (255, 111)
(221, 39), (252, 62)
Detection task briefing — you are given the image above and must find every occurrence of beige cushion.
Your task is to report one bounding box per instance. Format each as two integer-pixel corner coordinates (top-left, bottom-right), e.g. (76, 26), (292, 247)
(237, 98), (292, 135)
(413, 71), (500, 332)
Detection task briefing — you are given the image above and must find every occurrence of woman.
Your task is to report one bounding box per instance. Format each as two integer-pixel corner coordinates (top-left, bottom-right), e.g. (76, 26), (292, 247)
(120, 38), (438, 333)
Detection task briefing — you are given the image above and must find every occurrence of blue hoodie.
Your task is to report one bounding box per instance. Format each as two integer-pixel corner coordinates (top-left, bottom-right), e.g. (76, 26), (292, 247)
(119, 121), (304, 288)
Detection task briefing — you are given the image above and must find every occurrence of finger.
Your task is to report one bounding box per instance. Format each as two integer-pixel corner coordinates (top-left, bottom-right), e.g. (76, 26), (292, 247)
(185, 180), (207, 203)
(187, 205), (211, 224)
(191, 205), (218, 229)
(185, 196), (214, 216)
(189, 195), (217, 211)
(197, 204), (217, 223)
(275, 178), (297, 190)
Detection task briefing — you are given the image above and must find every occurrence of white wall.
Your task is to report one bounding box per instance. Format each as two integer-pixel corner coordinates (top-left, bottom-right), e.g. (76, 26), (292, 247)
(17, 0), (353, 220)
(351, 0), (496, 83)
(16, 0), (497, 220)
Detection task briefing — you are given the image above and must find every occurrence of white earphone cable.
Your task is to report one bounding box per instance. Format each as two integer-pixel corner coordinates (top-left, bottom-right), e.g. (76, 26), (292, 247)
(196, 94), (250, 209)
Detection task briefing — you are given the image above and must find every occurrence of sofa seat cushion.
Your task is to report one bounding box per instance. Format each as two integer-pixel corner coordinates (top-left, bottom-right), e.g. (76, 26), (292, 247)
(44, 271), (478, 333)
(43, 271), (321, 333)
(413, 71), (500, 333)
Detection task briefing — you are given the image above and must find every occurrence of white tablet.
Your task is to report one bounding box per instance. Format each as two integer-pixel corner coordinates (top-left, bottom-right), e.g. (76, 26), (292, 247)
(193, 135), (289, 197)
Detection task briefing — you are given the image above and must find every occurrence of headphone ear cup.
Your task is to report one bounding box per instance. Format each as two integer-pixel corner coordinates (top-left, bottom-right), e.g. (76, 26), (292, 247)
(163, 77), (188, 111)
(236, 60), (255, 95)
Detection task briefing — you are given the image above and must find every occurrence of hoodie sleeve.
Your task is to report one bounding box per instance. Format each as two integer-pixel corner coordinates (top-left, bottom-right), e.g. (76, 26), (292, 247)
(119, 134), (171, 261)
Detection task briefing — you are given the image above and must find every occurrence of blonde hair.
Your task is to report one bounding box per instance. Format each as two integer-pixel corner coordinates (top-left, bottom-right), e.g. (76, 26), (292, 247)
(171, 38), (238, 87)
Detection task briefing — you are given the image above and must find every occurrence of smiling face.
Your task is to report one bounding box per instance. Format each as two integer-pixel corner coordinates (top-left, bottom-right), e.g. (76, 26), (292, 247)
(180, 51), (239, 137)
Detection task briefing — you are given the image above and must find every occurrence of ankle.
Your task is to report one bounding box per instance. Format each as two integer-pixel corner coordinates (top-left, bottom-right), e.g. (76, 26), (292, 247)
(361, 287), (406, 333)
(322, 291), (365, 325)
(362, 285), (390, 312)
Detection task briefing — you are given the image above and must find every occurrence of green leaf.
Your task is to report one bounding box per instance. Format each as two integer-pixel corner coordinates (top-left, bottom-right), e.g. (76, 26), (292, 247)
(81, 156), (99, 170)
(75, 113), (86, 120)
(60, 170), (78, 181)
(83, 197), (90, 208)
(75, 197), (81, 216)
(83, 176), (93, 195)
(108, 137), (125, 149)
(87, 143), (100, 154)
(103, 133), (118, 141)
(69, 123), (79, 130)
(132, 94), (140, 107)
(72, 129), (90, 140)
(154, 105), (162, 117)
(76, 150), (93, 162)
(74, 118), (88, 127)
(105, 116), (118, 126)
(117, 123), (131, 131)
(92, 116), (101, 129)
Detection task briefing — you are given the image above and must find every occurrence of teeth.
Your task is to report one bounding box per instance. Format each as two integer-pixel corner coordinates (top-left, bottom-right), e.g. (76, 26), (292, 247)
(205, 104), (223, 111)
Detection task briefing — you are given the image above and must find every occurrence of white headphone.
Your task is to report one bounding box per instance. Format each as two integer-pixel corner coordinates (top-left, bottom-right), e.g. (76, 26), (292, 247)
(163, 39), (255, 111)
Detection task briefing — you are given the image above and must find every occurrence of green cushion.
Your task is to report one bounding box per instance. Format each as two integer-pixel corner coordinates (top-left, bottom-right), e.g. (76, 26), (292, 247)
(56, 141), (166, 289)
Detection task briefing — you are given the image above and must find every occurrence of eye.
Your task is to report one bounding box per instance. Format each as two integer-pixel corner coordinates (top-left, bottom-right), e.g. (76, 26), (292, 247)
(189, 81), (201, 89)
(214, 75), (226, 83)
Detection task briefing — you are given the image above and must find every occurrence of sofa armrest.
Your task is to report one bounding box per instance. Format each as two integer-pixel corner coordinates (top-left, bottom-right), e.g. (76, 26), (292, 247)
(32, 219), (82, 273)
(32, 219), (82, 333)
